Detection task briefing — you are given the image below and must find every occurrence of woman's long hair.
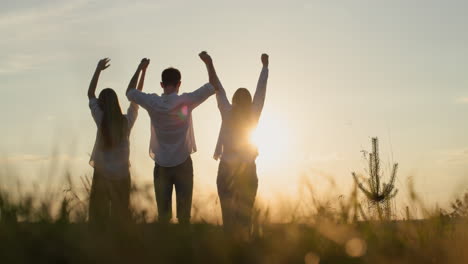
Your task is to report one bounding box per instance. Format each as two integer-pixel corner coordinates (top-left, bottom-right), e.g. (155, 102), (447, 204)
(98, 88), (128, 150)
(229, 88), (257, 153)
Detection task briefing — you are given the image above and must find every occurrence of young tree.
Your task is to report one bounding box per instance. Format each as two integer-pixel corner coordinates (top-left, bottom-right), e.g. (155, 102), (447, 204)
(352, 137), (398, 219)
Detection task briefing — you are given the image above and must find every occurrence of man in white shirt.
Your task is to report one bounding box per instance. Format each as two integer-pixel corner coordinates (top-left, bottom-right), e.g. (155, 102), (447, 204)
(126, 57), (217, 224)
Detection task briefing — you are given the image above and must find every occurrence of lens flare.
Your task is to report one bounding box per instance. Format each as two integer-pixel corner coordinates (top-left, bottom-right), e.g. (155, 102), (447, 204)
(249, 113), (290, 163)
(345, 237), (367, 257)
(177, 105), (189, 120)
(304, 252), (320, 264)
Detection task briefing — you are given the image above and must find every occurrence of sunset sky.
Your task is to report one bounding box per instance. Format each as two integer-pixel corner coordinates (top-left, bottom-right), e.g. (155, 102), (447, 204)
(1, 0), (468, 216)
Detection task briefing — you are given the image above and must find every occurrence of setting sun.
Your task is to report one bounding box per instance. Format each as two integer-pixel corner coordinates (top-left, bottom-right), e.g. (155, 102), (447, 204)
(250, 112), (290, 163)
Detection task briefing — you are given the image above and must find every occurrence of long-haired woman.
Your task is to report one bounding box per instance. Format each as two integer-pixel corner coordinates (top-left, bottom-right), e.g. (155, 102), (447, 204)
(199, 52), (269, 237)
(87, 58), (149, 230)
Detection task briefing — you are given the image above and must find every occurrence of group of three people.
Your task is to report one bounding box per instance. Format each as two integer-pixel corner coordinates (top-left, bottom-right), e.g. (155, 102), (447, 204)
(87, 51), (269, 234)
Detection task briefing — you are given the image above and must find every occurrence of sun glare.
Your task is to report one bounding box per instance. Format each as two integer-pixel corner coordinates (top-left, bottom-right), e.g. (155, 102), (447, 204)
(250, 113), (290, 163)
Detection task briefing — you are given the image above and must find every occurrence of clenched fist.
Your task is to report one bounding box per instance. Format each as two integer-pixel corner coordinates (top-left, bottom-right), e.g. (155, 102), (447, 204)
(139, 58), (150, 70)
(261, 54), (269, 67)
(199, 51), (212, 64)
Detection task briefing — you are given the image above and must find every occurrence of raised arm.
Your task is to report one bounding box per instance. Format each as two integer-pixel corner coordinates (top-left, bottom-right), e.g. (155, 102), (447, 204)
(88, 58), (110, 99)
(126, 58), (149, 95)
(126, 58), (159, 111)
(127, 59), (150, 130)
(199, 51), (230, 114)
(252, 53), (269, 118)
(199, 51), (220, 91)
(137, 59), (150, 91)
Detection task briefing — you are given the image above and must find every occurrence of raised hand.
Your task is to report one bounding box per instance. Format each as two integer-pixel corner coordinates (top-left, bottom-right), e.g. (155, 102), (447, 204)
(139, 58), (150, 70)
(137, 58), (150, 91)
(199, 51), (220, 91)
(89, 58), (110, 99)
(261, 53), (269, 67)
(199, 51), (212, 64)
(128, 58), (149, 94)
(96, 58), (110, 71)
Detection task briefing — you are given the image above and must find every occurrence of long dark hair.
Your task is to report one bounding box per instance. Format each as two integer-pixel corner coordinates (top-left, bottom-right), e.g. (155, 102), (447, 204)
(98, 88), (128, 150)
(229, 88), (257, 152)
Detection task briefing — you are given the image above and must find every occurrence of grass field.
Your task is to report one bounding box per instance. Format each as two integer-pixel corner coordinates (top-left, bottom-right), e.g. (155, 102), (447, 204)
(1, 218), (468, 263)
(1, 176), (468, 264)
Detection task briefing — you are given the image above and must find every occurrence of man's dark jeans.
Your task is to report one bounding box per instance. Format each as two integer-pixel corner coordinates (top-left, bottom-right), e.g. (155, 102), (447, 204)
(154, 157), (193, 224)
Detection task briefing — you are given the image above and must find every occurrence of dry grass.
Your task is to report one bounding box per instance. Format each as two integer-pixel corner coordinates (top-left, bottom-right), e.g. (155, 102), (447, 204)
(1, 168), (468, 264)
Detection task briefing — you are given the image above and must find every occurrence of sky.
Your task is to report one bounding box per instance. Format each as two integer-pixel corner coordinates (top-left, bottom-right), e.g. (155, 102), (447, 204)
(1, 0), (468, 218)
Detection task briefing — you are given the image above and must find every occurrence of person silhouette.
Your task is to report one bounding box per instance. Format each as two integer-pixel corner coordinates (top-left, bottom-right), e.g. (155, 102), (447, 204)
(126, 58), (217, 224)
(87, 58), (149, 230)
(199, 51), (269, 237)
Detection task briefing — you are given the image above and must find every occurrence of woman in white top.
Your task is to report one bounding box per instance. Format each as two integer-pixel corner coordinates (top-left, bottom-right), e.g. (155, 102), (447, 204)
(199, 52), (269, 236)
(87, 58), (149, 229)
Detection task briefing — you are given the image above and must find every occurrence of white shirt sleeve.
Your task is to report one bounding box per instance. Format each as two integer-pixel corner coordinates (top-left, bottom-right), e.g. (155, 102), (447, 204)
(127, 89), (158, 111)
(215, 80), (231, 117)
(181, 83), (215, 109)
(89, 98), (103, 126)
(126, 102), (139, 131)
(252, 66), (269, 119)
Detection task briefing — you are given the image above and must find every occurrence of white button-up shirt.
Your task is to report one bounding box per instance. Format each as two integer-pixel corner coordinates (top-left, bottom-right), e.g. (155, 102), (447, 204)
(89, 98), (139, 179)
(127, 83), (215, 167)
(214, 66), (269, 162)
